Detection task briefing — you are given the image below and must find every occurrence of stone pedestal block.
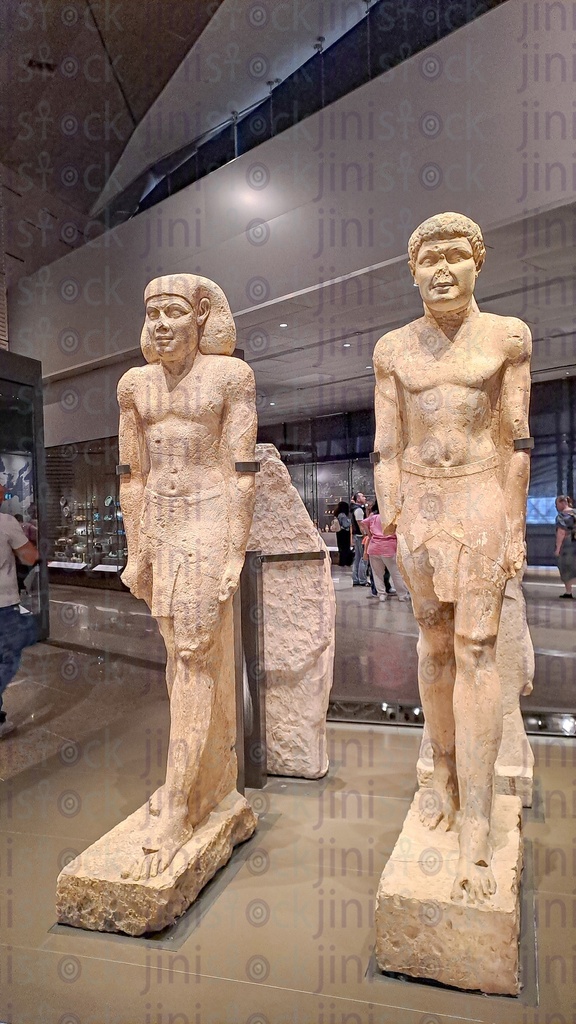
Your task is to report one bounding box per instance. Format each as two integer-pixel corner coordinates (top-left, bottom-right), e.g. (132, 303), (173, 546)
(375, 794), (523, 995)
(56, 790), (257, 936)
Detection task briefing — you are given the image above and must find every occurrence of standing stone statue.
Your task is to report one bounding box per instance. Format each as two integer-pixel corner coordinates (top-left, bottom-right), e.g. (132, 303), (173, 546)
(373, 213), (531, 907)
(56, 275), (258, 934)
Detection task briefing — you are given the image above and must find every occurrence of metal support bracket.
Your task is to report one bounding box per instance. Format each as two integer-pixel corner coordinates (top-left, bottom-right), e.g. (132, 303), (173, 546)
(260, 550), (326, 564)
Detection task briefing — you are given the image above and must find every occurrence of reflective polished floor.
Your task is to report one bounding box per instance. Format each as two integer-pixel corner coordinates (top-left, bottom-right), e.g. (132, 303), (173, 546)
(330, 565), (576, 713)
(0, 592), (574, 1022)
(48, 565), (575, 714)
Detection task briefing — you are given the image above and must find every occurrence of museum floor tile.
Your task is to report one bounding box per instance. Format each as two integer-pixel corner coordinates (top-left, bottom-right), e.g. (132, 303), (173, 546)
(0, 633), (575, 1024)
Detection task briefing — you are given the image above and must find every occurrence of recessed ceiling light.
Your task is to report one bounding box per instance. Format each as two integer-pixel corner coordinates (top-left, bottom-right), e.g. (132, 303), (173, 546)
(270, 401), (275, 405)
(343, 343), (351, 348)
(279, 323), (288, 328)
(365, 365), (371, 369)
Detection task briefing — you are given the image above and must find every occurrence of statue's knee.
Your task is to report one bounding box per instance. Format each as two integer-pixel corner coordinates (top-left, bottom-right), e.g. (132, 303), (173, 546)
(455, 633), (496, 672)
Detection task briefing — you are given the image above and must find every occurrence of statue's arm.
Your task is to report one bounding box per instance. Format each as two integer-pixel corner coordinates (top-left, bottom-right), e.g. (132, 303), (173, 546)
(117, 369), (148, 589)
(373, 336), (403, 532)
(500, 321), (532, 573)
(219, 360), (257, 602)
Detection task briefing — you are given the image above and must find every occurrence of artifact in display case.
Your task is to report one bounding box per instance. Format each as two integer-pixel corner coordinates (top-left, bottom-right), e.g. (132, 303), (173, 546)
(372, 213), (533, 995)
(57, 273), (258, 934)
(248, 443), (335, 779)
(47, 440), (128, 573)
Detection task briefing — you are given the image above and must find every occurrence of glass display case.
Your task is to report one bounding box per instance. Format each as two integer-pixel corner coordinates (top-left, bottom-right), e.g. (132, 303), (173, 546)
(317, 461), (352, 530)
(46, 437), (127, 581)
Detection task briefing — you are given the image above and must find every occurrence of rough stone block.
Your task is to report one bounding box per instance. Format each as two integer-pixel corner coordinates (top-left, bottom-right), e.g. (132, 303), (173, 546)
(56, 790), (257, 936)
(248, 443), (335, 779)
(375, 793), (523, 995)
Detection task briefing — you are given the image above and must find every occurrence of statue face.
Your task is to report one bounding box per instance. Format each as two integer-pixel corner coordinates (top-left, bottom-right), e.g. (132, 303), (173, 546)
(145, 295), (197, 364)
(413, 236), (477, 313)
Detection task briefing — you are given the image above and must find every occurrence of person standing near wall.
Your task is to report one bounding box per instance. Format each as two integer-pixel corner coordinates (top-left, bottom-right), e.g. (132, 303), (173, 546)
(333, 501), (353, 567)
(350, 491), (367, 586)
(0, 484), (39, 737)
(554, 495), (576, 598)
(361, 500), (410, 603)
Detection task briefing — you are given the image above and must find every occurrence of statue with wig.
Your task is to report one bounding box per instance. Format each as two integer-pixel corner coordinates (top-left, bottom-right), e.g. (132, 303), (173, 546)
(56, 275), (258, 935)
(374, 213), (532, 911)
(118, 274), (257, 880)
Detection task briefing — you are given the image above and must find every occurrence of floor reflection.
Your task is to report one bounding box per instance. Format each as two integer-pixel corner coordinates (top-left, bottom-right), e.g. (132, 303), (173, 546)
(43, 568), (576, 719)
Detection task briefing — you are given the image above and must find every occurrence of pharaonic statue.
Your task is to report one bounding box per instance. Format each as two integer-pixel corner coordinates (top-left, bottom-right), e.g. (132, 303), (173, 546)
(117, 274), (257, 881)
(373, 213), (531, 903)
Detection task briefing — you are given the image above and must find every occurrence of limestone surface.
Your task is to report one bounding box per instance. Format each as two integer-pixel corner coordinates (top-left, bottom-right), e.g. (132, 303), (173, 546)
(57, 274), (258, 930)
(417, 571), (535, 805)
(56, 791), (257, 936)
(373, 213), (532, 991)
(248, 443), (335, 778)
(375, 794), (523, 995)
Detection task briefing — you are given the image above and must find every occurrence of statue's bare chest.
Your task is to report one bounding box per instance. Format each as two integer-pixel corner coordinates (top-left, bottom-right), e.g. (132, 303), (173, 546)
(394, 329), (505, 395)
(135, 370), (224, 427)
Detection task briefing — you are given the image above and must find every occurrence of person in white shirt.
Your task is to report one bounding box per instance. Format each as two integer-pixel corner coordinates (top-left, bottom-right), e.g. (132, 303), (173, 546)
(350, 491), (368, 586)
(0, 484), (39, 737)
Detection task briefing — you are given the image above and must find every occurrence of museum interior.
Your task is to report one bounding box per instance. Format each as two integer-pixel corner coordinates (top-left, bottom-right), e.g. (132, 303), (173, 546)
(0, 0), (575, 1021)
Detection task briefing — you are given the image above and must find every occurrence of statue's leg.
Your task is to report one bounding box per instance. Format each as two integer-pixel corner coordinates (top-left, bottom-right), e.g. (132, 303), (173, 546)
(413, 598), (458, 830)
(452, 563), (504, 904)
(124, 616), (218, 882)
(400, 544), (457, 829)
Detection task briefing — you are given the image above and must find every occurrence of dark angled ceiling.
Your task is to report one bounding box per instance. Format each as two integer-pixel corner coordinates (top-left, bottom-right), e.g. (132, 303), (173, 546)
(0, 0), (225, 282)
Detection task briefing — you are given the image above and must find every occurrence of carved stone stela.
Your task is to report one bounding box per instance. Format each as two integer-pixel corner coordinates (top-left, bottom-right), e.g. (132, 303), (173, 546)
(248, 443), (335, 779)
(372, 214), (533, 994)
(56, 274), (258, 935)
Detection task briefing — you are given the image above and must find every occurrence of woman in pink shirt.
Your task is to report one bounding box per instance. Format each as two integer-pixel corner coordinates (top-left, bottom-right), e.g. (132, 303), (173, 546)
(361, 501), (410, 603)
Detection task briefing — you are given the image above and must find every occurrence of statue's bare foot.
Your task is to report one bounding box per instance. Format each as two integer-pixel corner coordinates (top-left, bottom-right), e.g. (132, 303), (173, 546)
(451, 818), (496, 904)
(121, 791), (193, 882)
(418, 771), (458, 831)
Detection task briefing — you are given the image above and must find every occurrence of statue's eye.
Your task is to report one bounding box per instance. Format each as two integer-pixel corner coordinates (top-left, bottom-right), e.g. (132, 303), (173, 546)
(147, 308), (159, 319)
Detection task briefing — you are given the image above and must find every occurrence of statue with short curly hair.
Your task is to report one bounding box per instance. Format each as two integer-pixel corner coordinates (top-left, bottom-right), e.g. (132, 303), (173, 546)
(407, 211), (486, 275)
(374, 213), (531, 905)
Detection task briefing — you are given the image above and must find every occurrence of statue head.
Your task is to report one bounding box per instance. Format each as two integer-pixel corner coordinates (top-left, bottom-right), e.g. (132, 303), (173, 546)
(141, 274), (236, 365)
(408, 213), (485, 314)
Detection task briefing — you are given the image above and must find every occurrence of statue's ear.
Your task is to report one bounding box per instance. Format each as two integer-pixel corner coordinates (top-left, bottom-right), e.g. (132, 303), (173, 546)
(197, 297), (210, 326)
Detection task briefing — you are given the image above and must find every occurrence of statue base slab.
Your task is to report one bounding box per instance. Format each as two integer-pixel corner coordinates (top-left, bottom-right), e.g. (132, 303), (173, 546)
(56, 790), (257, 936)
(375, 793), (523, 995)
